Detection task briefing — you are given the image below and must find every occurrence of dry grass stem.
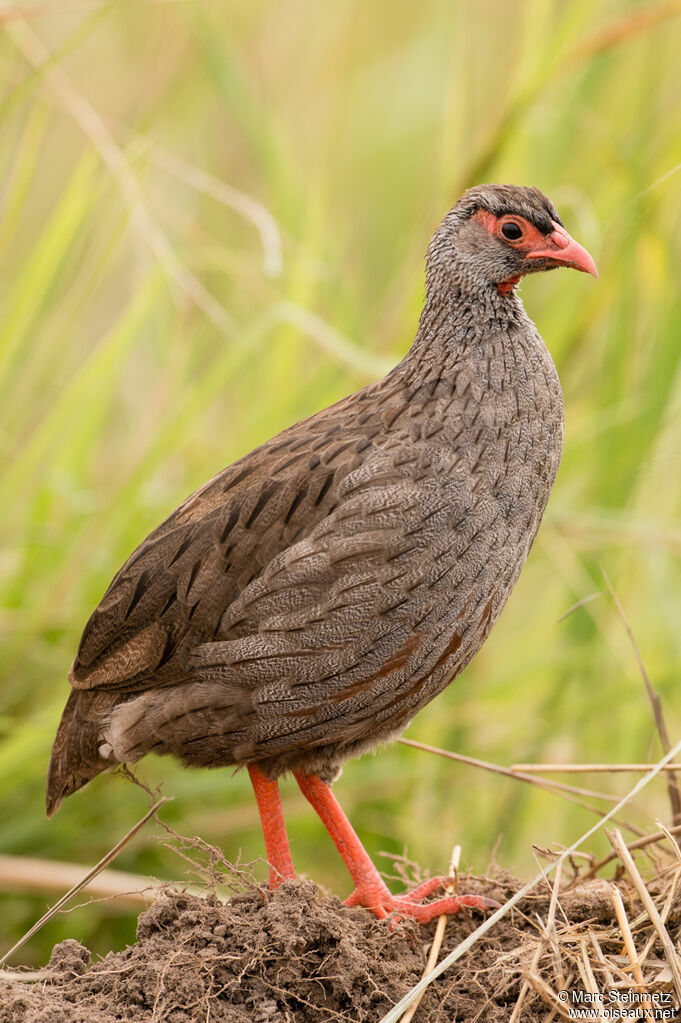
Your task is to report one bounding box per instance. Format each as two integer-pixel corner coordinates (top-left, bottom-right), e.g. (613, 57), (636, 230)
(509, 942), (543, 1023)
(637, 867), (681, 972)
(608, 828), (681, 1003)
(400, 739), (619, 803)
(585, 822), (681, 878)
(525, 970), (570, 1020)
(577, 939), (606, 1020)
(589, 931), (616, 992)
(6, 820), (681, 1018)
(656, 820), (681, 863)
(0, 969), (52, 983)
(0, 854), (162, 908)
(513, 763), (681, 774)
(545, 860), (564, 987)
(397, 845), (461, 1023)
(610, 885), (646, 989)
(379, 738), (681, 1023)
(0, 797), (169, 966)
(510, 862), (563, 1023)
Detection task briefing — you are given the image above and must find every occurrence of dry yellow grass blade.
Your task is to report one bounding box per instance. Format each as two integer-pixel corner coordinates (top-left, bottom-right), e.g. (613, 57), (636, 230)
(637, 867), (681, 975)
(608, 828), (681, 1004)
(610, 885), (646, 991)
(656, 820), (681, 863)
(397, 844), (461, 1023)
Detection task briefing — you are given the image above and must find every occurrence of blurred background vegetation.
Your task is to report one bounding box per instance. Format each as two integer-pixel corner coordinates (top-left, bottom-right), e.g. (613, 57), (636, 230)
(1, 0), (681, 966)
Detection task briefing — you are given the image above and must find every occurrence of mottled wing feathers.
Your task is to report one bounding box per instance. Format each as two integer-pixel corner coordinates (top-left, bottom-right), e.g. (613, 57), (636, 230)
(68, 405), (393, 692)
(184, 464), (468, 750)
(101, 459), (471, 773)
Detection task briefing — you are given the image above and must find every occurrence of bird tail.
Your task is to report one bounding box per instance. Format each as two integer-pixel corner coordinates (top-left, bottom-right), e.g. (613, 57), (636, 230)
(46, 689), (113, 817)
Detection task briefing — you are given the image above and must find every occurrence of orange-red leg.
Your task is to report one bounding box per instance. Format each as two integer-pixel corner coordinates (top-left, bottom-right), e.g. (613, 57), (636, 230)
(248, 764), (295, 887)
(294, 770), (499, 923)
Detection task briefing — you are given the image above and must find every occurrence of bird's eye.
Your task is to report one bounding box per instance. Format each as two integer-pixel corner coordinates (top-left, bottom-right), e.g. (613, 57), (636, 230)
(500, 221), (523, 241)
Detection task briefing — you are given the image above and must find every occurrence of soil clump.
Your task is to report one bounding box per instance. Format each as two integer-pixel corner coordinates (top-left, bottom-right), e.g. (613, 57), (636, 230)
(1, 872), (678, 1022)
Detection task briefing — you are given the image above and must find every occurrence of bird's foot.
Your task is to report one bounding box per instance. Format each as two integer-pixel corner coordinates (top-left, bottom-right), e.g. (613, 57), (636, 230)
(344, 874), (500, 923)
(293, 771), (500, 924)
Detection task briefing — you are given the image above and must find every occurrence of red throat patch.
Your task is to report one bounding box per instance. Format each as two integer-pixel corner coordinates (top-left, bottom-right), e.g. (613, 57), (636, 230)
(496, 276), (520, 296)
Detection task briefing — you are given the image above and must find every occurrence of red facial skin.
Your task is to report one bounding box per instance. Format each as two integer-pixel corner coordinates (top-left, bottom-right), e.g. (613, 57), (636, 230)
(472, 209), (598, 295)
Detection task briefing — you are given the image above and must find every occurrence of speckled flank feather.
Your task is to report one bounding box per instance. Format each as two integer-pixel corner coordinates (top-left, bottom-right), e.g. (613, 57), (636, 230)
(47, 184), (566, 816)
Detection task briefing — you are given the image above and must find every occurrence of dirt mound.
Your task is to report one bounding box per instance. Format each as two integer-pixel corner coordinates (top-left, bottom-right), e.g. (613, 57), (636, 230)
(1, 872), (678, 1022)
(0, 874), (534, 1023)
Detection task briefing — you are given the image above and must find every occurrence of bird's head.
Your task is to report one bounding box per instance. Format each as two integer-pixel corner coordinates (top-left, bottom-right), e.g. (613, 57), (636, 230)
(427, 183), (598, 298)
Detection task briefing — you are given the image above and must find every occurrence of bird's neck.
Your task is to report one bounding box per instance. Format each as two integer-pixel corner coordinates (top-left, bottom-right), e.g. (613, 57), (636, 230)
(405, 268), (529, 375)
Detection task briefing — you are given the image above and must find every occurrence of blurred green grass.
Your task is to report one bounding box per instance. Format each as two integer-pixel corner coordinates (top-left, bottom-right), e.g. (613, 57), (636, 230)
(1, 0), (681, 964)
